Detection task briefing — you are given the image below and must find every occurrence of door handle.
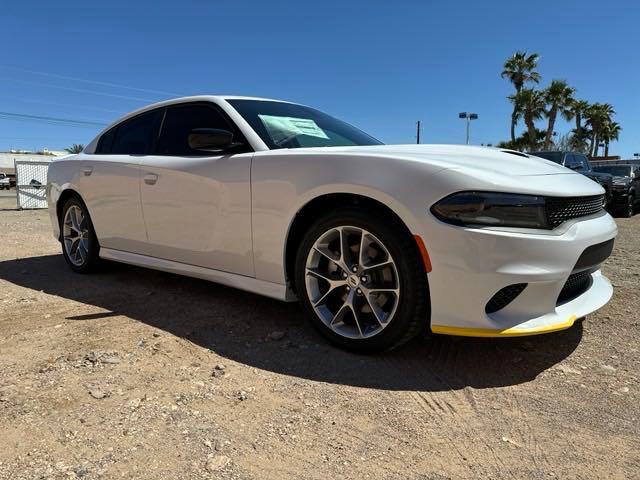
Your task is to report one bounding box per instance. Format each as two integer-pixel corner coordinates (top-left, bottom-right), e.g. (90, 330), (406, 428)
(82, 166), (93, 176)
(143, 173), (158, 185)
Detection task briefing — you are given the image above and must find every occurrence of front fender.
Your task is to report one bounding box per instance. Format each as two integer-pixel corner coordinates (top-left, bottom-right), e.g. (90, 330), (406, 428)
(250, 152), (446, 285)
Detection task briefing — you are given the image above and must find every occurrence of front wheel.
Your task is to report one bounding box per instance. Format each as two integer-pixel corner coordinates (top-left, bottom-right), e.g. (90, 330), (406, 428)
(295, 208), (429, 352)
(60, 197), (100, 273)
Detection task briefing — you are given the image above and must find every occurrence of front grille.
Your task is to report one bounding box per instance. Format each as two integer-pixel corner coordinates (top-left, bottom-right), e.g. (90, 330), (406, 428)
(485, 283), (527, 314)
(557, 270), (593, 304)
(545, 195), (604, 229)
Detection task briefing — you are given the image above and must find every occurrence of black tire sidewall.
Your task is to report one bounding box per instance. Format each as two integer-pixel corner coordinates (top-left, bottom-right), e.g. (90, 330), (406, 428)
(294, 208), (429, 352)
(60, 197), (100, 273)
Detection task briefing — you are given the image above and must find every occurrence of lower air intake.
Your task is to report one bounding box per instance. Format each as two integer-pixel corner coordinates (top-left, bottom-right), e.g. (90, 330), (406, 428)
(557, 270), (593, 304)
(485, 283), (527, 314)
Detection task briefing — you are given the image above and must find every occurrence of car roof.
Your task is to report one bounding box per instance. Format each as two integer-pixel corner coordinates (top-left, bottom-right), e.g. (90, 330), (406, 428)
(83, 95), (305, 154)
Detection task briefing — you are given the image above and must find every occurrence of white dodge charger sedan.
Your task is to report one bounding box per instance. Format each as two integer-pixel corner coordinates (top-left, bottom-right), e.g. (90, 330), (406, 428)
(47, 96), (617, 351)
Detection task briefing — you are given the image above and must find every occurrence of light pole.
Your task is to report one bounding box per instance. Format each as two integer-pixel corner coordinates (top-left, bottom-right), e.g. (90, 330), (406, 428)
(458, 112), (478, 145)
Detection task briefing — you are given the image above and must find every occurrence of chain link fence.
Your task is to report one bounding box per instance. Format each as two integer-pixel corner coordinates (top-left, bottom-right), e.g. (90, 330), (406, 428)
(15, 160), (52, 209)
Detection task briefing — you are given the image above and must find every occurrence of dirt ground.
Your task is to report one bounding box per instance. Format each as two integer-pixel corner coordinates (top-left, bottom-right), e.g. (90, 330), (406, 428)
(1, 195), (639, 479)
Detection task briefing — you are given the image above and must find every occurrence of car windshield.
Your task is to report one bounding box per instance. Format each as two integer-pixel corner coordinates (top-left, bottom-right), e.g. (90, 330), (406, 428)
(227, 99), (383, 150)
(531, 152), (563, 164)
(593, 165), (632, 177)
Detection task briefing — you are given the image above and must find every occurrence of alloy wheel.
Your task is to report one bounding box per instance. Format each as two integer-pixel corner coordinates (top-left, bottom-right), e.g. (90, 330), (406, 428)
(63, 205), (90, 266)
(304, 226), (400, 339)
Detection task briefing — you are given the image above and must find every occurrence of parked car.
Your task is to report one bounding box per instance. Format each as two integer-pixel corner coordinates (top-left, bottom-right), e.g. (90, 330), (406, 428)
(0, 173), (10, 190)
(47, 96), (617, 351)
(530, 151), (613, 207)
(593, 164), (640, 217)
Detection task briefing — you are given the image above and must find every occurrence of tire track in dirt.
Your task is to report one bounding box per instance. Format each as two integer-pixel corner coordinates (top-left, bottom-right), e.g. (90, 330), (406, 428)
(391, 339), (505, 478)
(408, 338), (546, 479)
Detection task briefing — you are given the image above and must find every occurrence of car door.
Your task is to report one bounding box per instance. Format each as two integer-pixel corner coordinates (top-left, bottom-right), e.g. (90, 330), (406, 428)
(80, 109), (163, 253)
(138, 102), (254, 276)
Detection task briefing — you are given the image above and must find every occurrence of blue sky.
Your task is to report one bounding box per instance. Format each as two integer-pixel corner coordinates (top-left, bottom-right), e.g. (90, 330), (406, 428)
(2, 0), (639, 156)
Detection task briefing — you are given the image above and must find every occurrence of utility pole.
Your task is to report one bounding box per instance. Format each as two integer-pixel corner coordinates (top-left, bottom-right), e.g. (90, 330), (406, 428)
(416, 121), (421, 144)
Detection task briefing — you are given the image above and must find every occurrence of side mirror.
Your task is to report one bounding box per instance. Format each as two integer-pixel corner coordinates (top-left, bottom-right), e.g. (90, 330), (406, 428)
(188, 128), (237, 152)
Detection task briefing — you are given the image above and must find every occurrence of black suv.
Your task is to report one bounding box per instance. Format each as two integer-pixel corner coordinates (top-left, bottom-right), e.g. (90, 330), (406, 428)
(530, 151), (613, 206)
(593, 164), (639, 217)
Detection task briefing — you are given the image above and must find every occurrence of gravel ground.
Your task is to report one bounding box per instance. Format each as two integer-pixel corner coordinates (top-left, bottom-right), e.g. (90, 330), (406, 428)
(0, 199), (639, 479)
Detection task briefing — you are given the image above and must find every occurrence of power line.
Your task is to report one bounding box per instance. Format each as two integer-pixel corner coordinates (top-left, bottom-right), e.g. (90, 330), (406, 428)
(0, 94), (124, 114)
(0, 77), (159, 102)
(2, 66), (182, 97)
(0, 111), (107, 128)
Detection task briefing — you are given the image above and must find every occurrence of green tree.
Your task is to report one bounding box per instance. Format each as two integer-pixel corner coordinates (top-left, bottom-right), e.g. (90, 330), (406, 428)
(600, 121), (621, 157)
(567, 99), (591, 152)
(65, 144), (85, 154)
(585, 103), (615, 156)
(501, 51), (541, 143)
(570, 99), (590, 133)
(509, 89), (545, 151)
(543, 80), (575, 149)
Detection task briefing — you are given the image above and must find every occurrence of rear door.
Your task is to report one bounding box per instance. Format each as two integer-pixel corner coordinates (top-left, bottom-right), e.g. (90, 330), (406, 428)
(80, 109), (163, 253)
(138, 102), (254, 276)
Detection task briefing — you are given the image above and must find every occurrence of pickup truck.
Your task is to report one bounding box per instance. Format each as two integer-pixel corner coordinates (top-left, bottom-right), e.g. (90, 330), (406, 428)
(593, 164), (640, 217)
(0, 173), (10, 190)
(530, 151), (613, 207)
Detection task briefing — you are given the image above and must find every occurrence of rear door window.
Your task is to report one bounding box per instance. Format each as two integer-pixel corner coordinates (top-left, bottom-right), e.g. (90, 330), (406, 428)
(96, 128), (116, 154)
(110, 109), (163, 155)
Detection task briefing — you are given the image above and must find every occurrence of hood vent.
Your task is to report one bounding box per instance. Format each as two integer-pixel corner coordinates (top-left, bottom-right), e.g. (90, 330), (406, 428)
(501, 150), (529, 158)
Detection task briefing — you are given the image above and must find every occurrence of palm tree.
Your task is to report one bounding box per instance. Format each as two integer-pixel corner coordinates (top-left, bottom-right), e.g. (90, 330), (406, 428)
(570, 99), (590, 132)
(600, 121), (621, 157)
(567, 99), (591, 152)
(65, 144), (85, 154)
(585, 103), (615, 156)
(501, 51), (541, 143)
(509, 89), (546, 151)
(543, 80), (575, 149)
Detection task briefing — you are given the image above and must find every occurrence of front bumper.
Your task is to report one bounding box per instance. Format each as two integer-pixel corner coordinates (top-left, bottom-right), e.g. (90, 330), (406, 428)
(423, 211), (617, 336)
(610, 187), (631, 205)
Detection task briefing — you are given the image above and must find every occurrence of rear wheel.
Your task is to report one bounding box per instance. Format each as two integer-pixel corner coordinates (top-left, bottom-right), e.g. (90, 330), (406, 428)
(295, 208), (429, 352)
(60, 197), (100, 273)
(623, 195), (634, 218)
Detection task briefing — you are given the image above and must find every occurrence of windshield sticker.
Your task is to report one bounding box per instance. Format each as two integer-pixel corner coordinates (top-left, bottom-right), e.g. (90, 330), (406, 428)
(258, 115), (330, 142)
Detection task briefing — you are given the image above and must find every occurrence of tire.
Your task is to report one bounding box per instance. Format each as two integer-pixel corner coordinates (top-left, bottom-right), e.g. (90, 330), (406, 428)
(60, 196), (100, 273)
(294, 207), (429, 352)
(622, 195), (634, 218)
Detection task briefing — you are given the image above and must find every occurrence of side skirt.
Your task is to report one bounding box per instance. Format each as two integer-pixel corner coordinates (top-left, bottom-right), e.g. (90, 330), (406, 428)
(99, 248), (297, 302)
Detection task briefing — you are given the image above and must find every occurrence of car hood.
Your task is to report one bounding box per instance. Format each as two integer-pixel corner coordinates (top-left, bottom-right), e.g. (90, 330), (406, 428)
(279, 144), (575, 177)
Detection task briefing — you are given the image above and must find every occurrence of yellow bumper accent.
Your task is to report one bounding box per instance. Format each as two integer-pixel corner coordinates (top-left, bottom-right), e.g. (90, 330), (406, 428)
(431, 315), (577, 338)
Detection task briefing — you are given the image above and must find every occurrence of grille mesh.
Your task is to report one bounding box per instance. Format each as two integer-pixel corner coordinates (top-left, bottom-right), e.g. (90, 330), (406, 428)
(485, 283), (527, 314)
(557, 270), (593, 304)
(545, 195), (604, 229)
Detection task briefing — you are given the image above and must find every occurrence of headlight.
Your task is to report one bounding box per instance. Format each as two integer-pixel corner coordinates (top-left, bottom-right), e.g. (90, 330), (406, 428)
(431, 192), (548, 229)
